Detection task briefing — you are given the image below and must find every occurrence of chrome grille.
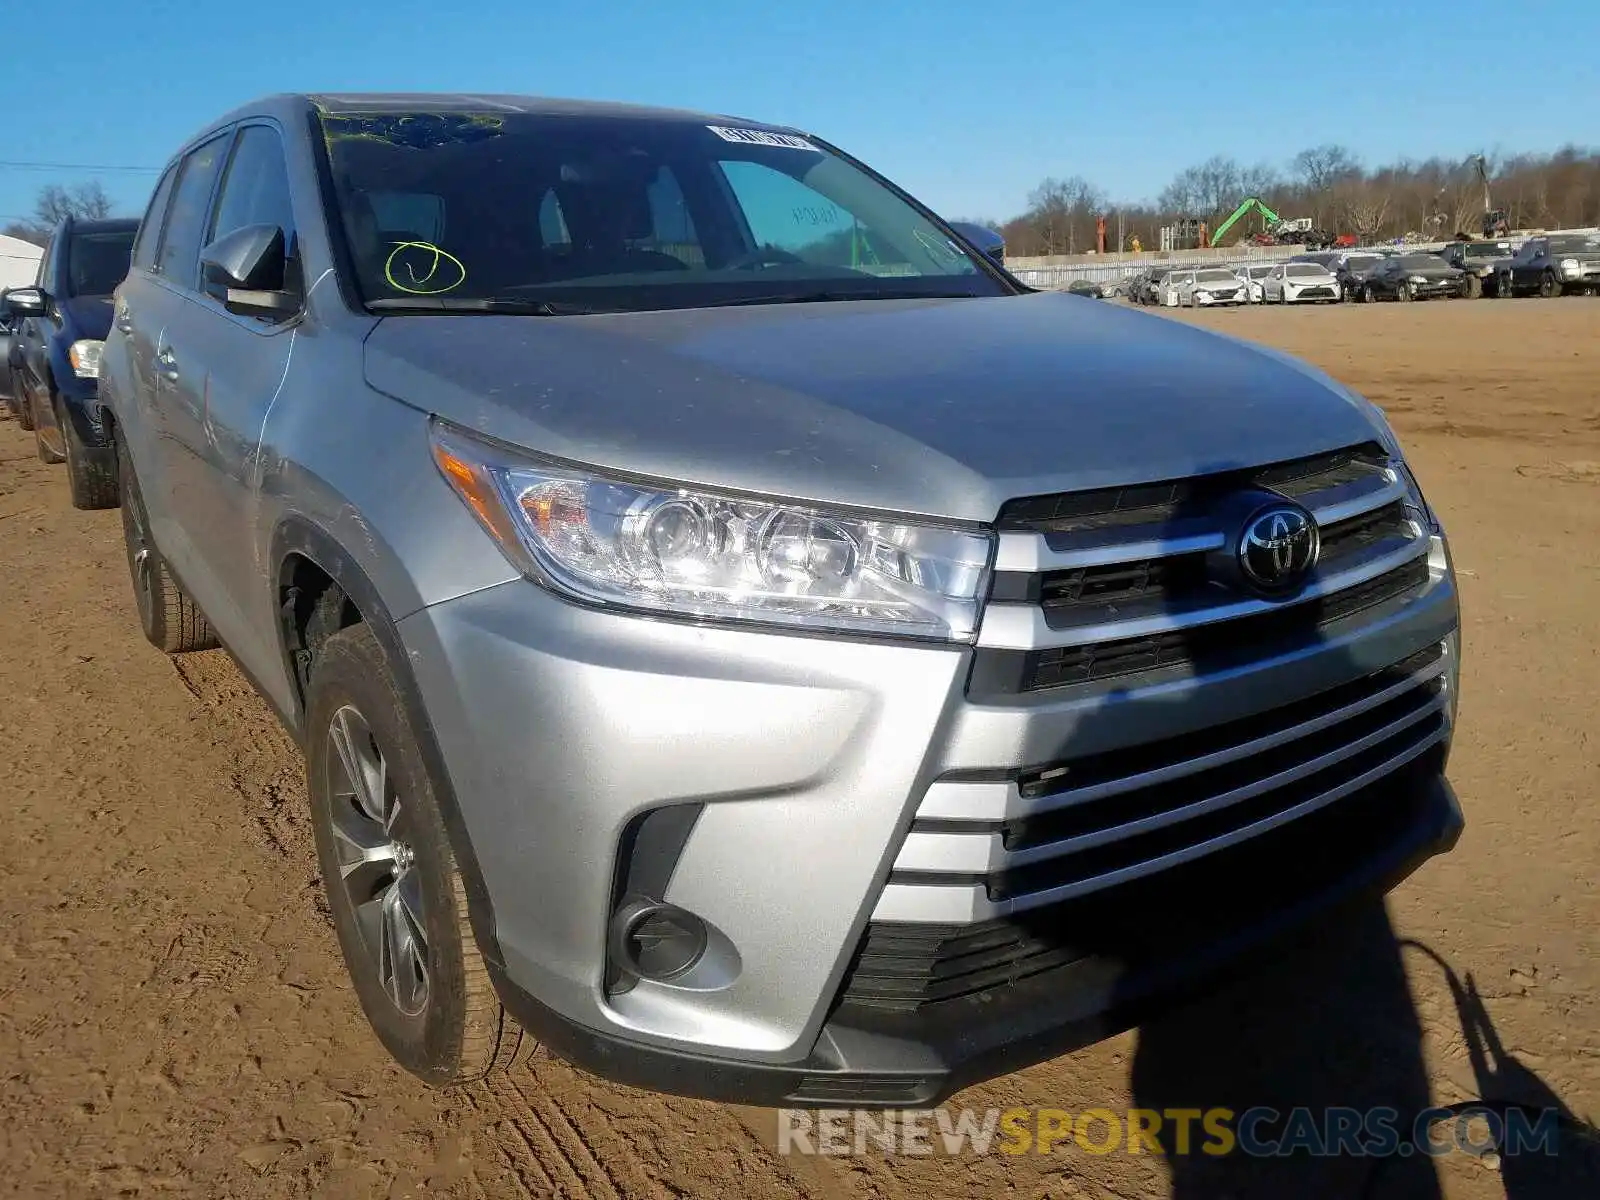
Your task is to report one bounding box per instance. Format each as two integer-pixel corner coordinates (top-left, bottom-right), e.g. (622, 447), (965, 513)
(878, 644), (1452, 923)
(975, 443), (1437, 681)
(883, 443), (1454, 924)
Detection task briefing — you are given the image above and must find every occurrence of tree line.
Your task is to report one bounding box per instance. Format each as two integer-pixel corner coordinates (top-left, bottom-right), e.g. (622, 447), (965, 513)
(961, 144), (1600, 257)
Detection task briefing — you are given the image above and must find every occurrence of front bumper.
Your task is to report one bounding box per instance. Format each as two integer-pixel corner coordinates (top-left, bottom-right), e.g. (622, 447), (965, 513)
(490, 764), (1462, 1106)
(50, 363), (110, 447)
(1193, 291), (1246, 306)
(1285, 284), (1339, 302)
(1406, 280), (1465, 298)
(398, 567), (1461, 1106)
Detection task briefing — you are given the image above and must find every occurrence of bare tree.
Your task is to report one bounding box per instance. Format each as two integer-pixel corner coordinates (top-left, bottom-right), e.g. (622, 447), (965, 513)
(1339, 181), (1392, 243)
(5, 181), (115, 245)
(1292, 145), (1361, 193)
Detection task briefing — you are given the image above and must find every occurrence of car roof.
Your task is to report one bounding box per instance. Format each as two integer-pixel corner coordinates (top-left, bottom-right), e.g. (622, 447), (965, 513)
(65, 217), (139, 235)
(179, 92), (798, 151)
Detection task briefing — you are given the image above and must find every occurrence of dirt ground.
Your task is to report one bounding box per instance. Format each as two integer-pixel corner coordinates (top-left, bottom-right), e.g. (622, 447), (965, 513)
(1, 299), (1596, 1199)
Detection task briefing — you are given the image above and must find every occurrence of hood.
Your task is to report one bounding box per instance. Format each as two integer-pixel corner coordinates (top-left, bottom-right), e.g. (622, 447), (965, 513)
(364, 291), (1385, 523)
(1406, 265), (1462, 279)
(56, 295), (113, 341)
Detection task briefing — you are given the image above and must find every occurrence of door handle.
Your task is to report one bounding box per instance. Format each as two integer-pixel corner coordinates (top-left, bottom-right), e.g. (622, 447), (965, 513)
(157, 347), (179, 381)
(116, 310), (134, 334)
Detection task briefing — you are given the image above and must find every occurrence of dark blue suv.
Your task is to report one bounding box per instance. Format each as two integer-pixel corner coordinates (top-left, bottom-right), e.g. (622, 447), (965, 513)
(4, 216), (137, 507)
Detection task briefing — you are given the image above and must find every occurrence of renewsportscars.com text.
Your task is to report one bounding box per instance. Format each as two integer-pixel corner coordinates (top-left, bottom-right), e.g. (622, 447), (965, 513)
(777, 1105), (1561, 1160)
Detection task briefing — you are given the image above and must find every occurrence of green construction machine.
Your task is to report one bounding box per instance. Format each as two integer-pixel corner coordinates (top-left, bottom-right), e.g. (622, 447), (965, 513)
(1210, 197), (1282, 246)
(1209, 197), (1333, 249)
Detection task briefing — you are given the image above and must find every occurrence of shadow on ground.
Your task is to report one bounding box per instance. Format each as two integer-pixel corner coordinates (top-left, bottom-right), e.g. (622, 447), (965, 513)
(1129, 901), (1599, 1198)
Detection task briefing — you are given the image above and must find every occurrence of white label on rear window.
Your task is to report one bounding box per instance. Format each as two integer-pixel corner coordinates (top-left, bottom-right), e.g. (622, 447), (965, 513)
(707, 125), (819, 151)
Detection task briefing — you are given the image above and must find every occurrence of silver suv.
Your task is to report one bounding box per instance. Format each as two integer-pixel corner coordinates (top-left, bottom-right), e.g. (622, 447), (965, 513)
(97, 94), (1463, 1107)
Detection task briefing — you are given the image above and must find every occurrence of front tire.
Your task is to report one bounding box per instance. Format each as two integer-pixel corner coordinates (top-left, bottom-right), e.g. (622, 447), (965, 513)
(1539, 270), (1563, 299)
(32, 385), (64, 464)
(62, 404), (119, 510)
(117, 435), (217, 653)
(306, 623), (536, 1086)
(1465, 274), (1483, 299)
(1398, 281), (1413, 303)
(12, 375), (36, 431)
(1363, 283), (1378, 303)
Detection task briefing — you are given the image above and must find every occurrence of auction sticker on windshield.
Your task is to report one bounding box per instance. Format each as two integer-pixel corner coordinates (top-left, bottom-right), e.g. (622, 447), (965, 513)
(707, 125), (820, 151)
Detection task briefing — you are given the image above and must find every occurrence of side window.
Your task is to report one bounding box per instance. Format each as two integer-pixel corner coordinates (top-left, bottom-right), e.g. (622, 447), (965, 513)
(35, 234), (55, 288)
(156, 134), (230, 289)
(644, 167), (703, 267)
(132, 165), (178, 271)
(718, 160), (895, 271)
(207, 126), (296, 248)
(205, 125), (301, 301)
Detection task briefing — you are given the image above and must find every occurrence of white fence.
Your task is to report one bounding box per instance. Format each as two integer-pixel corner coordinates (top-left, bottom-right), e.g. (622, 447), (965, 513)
(1011, 251), (1301, 291)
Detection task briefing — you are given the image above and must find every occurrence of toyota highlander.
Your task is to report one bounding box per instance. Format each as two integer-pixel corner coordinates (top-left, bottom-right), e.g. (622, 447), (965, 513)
(95, 93), (1463, 1107)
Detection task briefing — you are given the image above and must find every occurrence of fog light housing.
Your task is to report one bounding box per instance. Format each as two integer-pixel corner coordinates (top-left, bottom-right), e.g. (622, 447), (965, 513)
(608, 897), (708, 989)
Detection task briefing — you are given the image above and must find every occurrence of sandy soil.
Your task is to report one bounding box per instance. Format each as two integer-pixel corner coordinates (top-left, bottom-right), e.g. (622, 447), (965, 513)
(1, 298), (1596, 1199)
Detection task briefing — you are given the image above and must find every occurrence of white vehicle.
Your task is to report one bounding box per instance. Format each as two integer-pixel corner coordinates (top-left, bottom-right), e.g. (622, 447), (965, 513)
(1265, 261), (1343, 304)
(1239, 263), (1274, 303)
(1177, 268), (1247, 307)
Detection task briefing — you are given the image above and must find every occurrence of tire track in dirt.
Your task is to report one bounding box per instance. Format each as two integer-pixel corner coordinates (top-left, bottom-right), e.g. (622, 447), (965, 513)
(170, 651), (310, 859)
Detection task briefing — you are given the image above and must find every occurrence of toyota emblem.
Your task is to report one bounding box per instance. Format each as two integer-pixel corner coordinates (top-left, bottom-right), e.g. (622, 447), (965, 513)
(1238, 503), (1320, 592)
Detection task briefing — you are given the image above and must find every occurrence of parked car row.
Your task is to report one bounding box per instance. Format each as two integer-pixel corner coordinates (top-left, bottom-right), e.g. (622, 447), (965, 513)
(3, 91), (1467, 1113)
(1118, 230), (1600, 309)
(1, 216), (137, 506)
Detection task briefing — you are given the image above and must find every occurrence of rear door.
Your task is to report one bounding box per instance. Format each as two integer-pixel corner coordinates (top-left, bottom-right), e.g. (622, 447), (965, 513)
(155, 121), (301, 678)
(138, 133), (232, 566)
(105, 163), (178, 464)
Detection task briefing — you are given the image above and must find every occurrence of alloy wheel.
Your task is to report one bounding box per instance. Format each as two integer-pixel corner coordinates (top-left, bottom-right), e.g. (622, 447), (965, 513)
(122, 476), (157, 628)
(326, 704), (430, 1017)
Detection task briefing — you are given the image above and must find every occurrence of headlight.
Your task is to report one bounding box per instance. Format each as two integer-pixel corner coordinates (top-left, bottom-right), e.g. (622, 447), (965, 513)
(68, 339), (104, 379)
(1196, 290), (1211, 301)
(1393, 460), (1440, 532)
(430, 422), (994, 641)
(1559, 258), (1579, 271)
(1409, 275), (1428, 284)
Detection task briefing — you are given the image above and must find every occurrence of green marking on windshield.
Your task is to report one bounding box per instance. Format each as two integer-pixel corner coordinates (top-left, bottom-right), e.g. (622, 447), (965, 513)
(321, 112), (505, 151)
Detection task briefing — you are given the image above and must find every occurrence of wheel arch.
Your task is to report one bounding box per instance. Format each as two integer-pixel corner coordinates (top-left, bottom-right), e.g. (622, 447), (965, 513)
(269, 516), (507, 973)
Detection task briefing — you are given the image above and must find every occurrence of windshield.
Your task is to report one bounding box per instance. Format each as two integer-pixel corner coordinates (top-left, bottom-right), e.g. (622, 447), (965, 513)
(1549, 235), (1600, 254)
(1246, 266), (1272, 279)
(1464, 242), (1510, 256)
(317, 110), (1004, 312)
(1195, 270), (1237, 283)
(1343, 255), (1381, 272)
(67, 229), (135, 297)
(1286, 264), (1326, 278)
(1398, 255), (1446, 269)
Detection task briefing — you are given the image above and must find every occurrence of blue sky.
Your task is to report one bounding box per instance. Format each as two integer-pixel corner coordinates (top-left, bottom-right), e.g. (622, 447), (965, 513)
(3, 0), (1596, 229)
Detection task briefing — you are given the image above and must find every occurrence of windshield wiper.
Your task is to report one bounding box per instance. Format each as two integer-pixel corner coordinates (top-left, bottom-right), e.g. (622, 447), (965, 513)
(711, 289), (984, 308)
(366, 296), (609, 316)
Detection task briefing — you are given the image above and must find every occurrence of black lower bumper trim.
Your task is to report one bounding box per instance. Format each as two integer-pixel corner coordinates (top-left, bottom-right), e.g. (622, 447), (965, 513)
(486, 771), (1463, 1108)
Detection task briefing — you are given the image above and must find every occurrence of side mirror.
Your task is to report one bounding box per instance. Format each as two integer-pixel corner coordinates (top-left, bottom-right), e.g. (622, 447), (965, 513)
(200, 224), (298, 319)
(947, 221), (1006, 266)
(5, 286), (47, 317)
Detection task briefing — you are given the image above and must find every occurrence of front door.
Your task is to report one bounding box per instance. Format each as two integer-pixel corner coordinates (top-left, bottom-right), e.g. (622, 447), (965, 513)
(154, 123), (301, 686)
